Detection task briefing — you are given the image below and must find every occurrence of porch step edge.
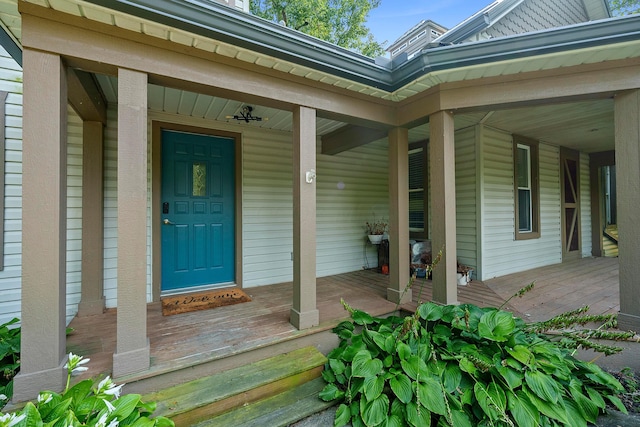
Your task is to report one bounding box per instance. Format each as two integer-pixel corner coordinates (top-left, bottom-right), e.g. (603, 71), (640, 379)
(144, 346), (326, 421)
(193, 377), (334, 427)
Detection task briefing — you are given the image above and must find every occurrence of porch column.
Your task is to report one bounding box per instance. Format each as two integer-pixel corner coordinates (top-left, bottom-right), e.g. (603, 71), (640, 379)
(429, 111), (458, 305)
(614, 90), (640, 332)
(113, 68), (150, 377)
(290, 105), (319, 330)
(78, 121), (105, 316)
(13, 49), (68, 401)
(387, 127), (411, 304)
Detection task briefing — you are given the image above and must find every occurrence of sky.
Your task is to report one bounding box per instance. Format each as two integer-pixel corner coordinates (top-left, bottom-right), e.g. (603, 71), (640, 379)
(366, 0), (496, 47)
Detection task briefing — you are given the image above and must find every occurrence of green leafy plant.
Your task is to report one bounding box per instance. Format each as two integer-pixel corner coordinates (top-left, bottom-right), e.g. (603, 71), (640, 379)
(320, 297), (629, 426)
(0, 353), (174, 427)
(0, 318), (20, 407)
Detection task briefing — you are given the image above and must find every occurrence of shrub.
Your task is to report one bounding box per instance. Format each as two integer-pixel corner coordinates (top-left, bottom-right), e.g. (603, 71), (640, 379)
(320, 299), (628, 427)
(0, 353), (174, 427)
(0, 318), (20, 407)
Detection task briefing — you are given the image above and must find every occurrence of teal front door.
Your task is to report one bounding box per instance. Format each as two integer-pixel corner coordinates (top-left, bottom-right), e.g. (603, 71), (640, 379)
(161, 130), (235, 292)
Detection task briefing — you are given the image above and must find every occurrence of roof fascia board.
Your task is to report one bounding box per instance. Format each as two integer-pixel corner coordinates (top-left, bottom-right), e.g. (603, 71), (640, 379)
(82, 0), (396, 90)
(392, 14), (640, 89)
(44, 2), (640, 94)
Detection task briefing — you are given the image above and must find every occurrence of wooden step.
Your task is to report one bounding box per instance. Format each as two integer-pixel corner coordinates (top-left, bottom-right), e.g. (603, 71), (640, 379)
(194, 377), (334, 427)
(143, 346), (326, 426)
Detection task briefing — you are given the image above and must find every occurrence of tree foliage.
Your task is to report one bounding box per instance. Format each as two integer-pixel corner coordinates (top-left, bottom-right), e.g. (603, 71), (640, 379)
(609, 0), (640, 15)
(250, 0), (386, 57)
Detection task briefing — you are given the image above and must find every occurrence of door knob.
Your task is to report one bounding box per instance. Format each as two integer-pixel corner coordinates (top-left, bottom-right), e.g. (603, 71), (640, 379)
(163, 219), (175, 225)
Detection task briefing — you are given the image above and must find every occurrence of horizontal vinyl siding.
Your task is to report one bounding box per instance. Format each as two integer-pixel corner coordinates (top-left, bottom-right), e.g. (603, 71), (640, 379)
(480, 126), (562, 280)
(0, 48), (22, 326)
(242, 130), (294, 285)
(103, 107), (118, 307)
(0, 47), (84, 325)
(66, 109), (84, 323)
(242, 128), (388, 286)
(580, 152), (592, 257)
(316, 140), (388, 276)
(455, 127), (477, 271)
(148, 111), (389, 291)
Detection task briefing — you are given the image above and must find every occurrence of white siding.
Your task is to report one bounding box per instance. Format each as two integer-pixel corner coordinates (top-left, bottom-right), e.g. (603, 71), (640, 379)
(580, 152), (592, 257)
(0, 48), (22, 326)
(0, 46), (84, 325)
(316, 139), (388, 277)
(242, 126), (388, 286)
(455, 127), (477, 271)
(103, 107), (118, 307)
(144, 111), (388, 295)
(66, 109), (84, 323)
(479, 126), (562, 280)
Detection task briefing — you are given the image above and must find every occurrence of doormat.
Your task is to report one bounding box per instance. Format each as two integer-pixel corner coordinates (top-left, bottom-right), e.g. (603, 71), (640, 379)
(161, 288), (252, 316)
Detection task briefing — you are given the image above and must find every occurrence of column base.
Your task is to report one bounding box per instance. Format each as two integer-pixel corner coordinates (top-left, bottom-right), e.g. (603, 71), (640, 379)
(12, 360), (67, 403)
(618, 312), (640, 332)
(387, 287), (412, 305)
(77, 297), (105, 317)
(113, 340), (150, 379)
(290, 308), (319, 330)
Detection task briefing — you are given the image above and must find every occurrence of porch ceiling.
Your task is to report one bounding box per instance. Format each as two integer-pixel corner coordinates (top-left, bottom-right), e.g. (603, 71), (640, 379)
(94, 72), (614, 152)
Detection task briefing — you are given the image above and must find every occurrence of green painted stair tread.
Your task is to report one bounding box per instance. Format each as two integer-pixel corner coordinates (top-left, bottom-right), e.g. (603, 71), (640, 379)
(144, 346), (327, 418)
(193, 377), (334, 427)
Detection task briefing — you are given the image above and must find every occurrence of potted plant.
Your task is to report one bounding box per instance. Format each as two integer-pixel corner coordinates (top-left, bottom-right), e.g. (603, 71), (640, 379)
(457, 261), (472, 285)
(365, 215), (387, 244)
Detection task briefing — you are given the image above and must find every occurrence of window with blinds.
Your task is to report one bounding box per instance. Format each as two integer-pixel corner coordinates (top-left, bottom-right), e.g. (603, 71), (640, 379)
(409, 147), (426, 235)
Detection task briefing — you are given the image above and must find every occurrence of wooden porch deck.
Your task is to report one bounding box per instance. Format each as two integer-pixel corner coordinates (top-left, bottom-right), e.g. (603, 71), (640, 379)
(65, 257), (619, 392)
(483, 257), (620, 322)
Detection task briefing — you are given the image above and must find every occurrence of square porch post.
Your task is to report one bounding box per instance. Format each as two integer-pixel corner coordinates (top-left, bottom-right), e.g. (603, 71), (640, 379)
(430, 111), (459, 305)
(387, 127), (411, 304)
(614, 89), (640, 332)
(78, 121), (105, 316)
(290, 105), (319, 330)
(13, 49), (68, 401)
(113, 68), (150, 377)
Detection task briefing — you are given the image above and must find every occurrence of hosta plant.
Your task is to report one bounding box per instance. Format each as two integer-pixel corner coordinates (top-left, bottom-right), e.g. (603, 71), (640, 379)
(0, 318), (20, 407)
(0, 353), (174, 427)
(320, 299), (628, 427)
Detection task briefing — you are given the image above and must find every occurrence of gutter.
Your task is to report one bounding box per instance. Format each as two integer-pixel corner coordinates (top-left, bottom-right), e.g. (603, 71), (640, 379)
(67, 1), (640, 93)
(83, 0), (394, 90)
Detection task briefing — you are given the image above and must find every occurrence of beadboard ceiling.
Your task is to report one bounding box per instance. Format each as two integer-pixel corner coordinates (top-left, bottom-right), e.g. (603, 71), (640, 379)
(96, 75), (614, 153)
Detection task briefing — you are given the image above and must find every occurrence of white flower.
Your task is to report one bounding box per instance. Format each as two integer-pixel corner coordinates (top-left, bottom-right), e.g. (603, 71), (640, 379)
(95, 413), (109, 427)
(37, 392), (53, 404)
(0, 412), (26, 427)
(95, 412), (119, 427)
(102, 398), (116, 413)
(64, 352), (90, 376)
(96, 376), (124, 399)
(0, 394), (6, 401)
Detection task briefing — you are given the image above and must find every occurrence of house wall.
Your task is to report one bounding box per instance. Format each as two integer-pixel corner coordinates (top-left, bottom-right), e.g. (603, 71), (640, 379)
(455, 126), (477, 273)
(484, 0), (589, 39)
(99, 109), (388, 308)
(0, 46), (85, 326)
(0, 47), (23, 326)
(479, 125), (563, 280)
(580, 151), (593, 257)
